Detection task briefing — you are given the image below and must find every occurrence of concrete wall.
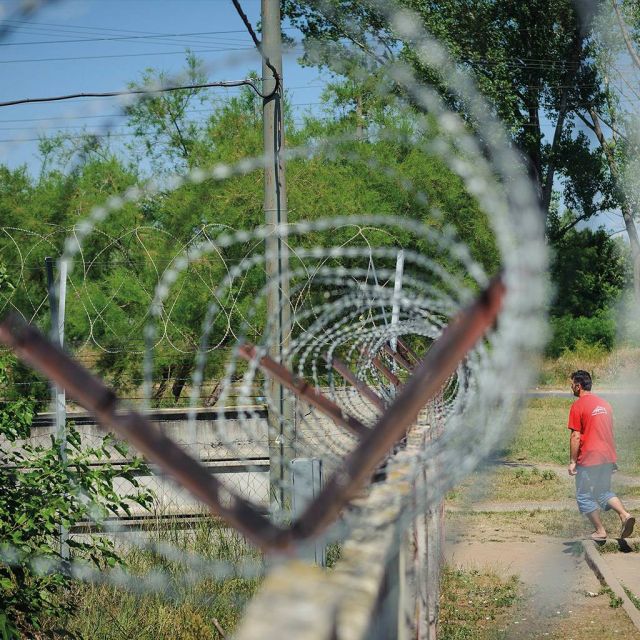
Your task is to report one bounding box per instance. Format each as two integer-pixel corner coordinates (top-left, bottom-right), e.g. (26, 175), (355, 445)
(5, 408), (271, 520)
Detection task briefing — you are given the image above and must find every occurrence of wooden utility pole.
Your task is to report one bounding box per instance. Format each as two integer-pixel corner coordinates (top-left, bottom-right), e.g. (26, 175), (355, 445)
(262, 0), (293, 510)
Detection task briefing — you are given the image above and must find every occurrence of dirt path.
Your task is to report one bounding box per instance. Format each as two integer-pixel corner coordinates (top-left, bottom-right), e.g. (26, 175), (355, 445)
(449, 497), (640, 513)
(446, 514), (640, 639)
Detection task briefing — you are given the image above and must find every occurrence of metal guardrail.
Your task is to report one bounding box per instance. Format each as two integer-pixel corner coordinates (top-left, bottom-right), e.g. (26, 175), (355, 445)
(30, 406), (267, 428)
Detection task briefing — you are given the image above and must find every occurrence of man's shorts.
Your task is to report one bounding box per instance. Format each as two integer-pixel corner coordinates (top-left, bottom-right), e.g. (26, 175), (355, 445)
(575, 463), (617, 514)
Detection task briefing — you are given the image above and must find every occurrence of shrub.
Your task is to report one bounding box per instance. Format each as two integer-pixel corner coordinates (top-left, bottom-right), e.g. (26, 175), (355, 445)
(0, 354), (154, 638)
(546, 310), (616, 357)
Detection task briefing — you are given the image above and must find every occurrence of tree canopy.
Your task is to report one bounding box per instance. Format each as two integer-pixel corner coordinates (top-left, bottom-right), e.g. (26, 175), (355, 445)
(1, 66), (498, 404)
(282, 0), (640, 294)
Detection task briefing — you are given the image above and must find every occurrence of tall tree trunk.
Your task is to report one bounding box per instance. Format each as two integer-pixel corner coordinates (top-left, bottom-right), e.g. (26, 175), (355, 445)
(355, 94), (364, 141)
(589, 108), (640, 299)
(171, 361), (193, 403)
(541, 30), (584, 224)
(152, 365), (171, 400)
(622, 201), (640, 300)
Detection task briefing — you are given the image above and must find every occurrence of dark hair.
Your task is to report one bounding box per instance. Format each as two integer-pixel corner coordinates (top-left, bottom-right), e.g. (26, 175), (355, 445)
(571, 370), (592, 391)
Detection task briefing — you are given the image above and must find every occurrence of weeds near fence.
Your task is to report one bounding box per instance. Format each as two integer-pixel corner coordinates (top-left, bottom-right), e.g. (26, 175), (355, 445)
(600, 586), (623, 609)
(63, 517), (263, 640)
(325, 543), (342, 569)
(623, 586), (640, 611)
(439, 565), (520, 640)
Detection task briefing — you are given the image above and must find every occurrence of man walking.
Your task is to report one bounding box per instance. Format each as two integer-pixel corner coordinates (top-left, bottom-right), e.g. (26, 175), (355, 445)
(568, 370), (635, 540)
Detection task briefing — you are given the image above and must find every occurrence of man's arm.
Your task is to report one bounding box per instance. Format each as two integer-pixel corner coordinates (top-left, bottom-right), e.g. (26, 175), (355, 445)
(568, 429), (580, 476)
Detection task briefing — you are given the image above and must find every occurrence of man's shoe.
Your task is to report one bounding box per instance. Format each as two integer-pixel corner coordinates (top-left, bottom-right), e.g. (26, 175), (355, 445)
(620, 516), (636, 539)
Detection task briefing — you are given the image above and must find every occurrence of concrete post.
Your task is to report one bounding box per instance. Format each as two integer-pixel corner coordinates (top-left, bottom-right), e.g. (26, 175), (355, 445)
(45, 256), (69, 560)
(391, 249), (404, 353)
(262, 0), (293, 512)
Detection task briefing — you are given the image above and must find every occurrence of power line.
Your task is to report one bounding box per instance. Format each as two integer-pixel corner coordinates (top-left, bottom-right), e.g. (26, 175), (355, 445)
(4, 17), (295, 38)
(0, 103), (324, 130)
(230, 0), (280, 96)
(0, 45), (258, 65)
(0, 78), (277, 109)
(0, 87), (326, 123)
(0, 0), (62, 42)
(0, 29), (269, 47)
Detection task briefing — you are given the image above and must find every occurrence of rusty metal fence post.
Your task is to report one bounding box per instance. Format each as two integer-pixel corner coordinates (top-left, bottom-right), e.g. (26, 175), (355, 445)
(0, 277), (504, 568)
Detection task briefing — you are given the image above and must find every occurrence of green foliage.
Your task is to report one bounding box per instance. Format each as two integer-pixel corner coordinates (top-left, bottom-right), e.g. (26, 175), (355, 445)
(283, 0), (614, 232)
(0, 57), (501, 405)
(513, 467), (557, 483)
(623, 586), (640, 612)
(600, 586), (623, 609)
(547, 311), (617, 357)
(125, 51), (209, 171)
(615, 290), (640, 347)
(546, 225), (624, 357)
(549, 227), (628, 318)
(66, 522), (262, 640)
(0, 355), (153, 638)
(325, 543), (343, 568)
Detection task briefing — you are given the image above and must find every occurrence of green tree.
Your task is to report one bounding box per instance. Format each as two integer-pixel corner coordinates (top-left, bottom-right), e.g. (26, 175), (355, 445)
(576, 0), (640, 299)
(0, 55), (503, 402)
(125, 52), (209, 172)
(550, 226), (627, 317)
(282, 1), (628, 236)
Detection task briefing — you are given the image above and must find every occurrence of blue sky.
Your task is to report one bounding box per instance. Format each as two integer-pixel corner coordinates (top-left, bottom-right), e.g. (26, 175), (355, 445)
(0, 0), (326, 171)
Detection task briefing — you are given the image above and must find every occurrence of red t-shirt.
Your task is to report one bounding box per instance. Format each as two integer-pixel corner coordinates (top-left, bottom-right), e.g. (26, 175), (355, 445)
(567, 393), (617, 466)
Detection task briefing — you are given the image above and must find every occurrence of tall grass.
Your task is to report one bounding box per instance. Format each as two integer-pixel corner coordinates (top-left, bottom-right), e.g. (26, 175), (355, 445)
(539, 342), (640, 388)
(64, 516), (263, 640)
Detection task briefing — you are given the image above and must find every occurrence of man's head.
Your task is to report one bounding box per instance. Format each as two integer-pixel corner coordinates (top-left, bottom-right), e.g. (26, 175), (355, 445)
(570, 370), (592, 396)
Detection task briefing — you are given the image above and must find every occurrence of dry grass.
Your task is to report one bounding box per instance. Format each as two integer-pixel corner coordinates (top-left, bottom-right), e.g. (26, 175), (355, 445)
(447, 467), (571, 505)
(539, 344), (640, 389)
(448, 508), (626, 540)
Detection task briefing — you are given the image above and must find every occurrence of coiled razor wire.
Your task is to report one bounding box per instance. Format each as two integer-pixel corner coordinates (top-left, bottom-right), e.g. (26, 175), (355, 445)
(0, 0), (551, 603)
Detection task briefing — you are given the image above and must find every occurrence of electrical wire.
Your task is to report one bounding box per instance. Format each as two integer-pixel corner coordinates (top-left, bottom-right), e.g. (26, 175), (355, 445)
(0, 0), (61, 42)
(230, 0), (280, 98)
(0, 79), (278, 109)
(0, 87), (326, 123)
(2, 17), (293, 38)
(0, 45), (258, 65)
(0, 29), (272, 48)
